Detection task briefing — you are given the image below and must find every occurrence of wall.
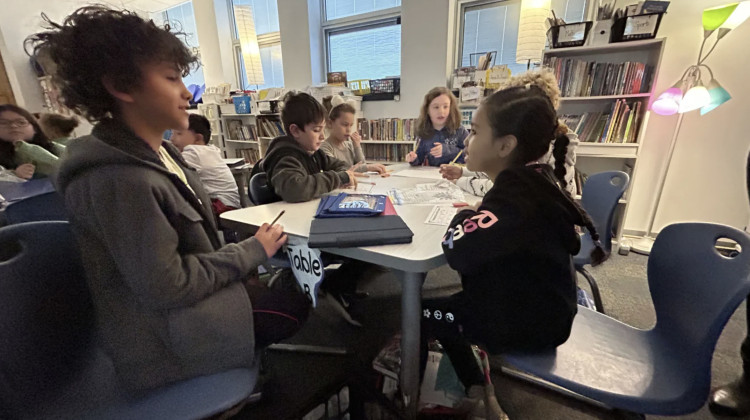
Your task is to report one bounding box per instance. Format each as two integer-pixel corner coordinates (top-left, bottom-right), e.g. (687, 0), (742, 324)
(625, 0), (750, 235)
(278, 0), (314, 89)
(362, 0), (454, 119)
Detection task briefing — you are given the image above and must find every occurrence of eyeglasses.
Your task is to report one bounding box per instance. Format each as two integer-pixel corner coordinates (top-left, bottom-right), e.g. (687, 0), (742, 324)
(0, 119), (30, 128)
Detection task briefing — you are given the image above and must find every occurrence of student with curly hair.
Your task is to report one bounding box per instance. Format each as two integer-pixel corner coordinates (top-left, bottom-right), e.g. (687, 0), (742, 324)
(439, 69), (579, 197)
(27, 6), (309, 396)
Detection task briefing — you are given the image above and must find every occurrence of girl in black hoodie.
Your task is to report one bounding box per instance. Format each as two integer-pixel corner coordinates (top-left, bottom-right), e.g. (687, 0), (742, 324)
(421, 85), (607, 419)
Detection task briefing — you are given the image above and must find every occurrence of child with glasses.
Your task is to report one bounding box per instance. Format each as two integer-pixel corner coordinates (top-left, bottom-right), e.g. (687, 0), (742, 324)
(0, 104), (65, 179)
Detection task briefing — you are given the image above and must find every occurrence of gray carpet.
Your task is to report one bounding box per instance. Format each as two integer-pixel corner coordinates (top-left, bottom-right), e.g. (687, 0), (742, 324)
(237, 253), (749, 419)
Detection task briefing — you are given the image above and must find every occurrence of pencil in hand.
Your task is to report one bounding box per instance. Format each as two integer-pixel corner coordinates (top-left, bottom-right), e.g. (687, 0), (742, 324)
(269, 210), (285, 226)
(450, 150), (464, 165)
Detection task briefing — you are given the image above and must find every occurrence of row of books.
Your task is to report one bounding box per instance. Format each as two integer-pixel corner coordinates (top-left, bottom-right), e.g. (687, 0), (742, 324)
(573, 169), (589, 196)
(225, 120), (258, 141)
(357, 118), (418, 141)
(561, 99), (643, 144)
(362, 144), (412, 162)
(234, 148), (260, 164)
(545, 57), (655, 97)
(256, 117), (284, 138)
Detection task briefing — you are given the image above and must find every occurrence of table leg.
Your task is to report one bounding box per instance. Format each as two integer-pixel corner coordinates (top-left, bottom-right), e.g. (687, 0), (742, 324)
(398, 270), (426, 419)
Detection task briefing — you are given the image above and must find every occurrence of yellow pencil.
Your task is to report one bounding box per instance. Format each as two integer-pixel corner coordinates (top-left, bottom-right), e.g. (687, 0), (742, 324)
(413, 138), (421, 152)
(450, 150), (464, 165)
(268, 210), (285, 226)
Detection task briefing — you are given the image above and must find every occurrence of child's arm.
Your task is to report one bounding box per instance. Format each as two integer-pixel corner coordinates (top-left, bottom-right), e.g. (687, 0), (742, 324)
(50, 142), (66, 157)
(441, 195), (526, 275)
(455, 172), (493, 197)
(410, 137), (428, 166)
(436, 127), (468, 165)
(13, 142), (59, 177)
(270, 155), (349, 203)
(65, 170), (268, 310)
(351, 142), (367, 172)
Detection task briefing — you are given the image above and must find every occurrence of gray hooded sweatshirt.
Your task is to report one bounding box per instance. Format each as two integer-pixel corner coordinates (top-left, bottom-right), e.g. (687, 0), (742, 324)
(55, 119), (266, 394)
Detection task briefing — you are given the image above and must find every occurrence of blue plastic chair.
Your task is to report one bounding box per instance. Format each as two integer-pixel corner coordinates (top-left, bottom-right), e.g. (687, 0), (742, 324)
(574, 171), (630, 313)
(249, 172), (280, 206)
(502, 222), (750, 416)
(5, 192), (68, 224)
(0, 222), (258, 420)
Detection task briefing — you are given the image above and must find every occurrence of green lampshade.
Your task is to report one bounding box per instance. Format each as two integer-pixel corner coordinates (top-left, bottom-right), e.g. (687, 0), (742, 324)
(703, 3), (739, 30)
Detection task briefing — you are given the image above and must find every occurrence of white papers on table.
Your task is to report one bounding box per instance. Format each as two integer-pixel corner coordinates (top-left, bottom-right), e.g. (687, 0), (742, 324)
(388, 181), (465, 205)
(424, 205), (456, 226)
(391, 167), (444, 181)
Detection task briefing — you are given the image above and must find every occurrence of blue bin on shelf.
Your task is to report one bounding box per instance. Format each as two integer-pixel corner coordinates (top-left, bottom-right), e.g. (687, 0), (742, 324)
(232, 96), (252, 114)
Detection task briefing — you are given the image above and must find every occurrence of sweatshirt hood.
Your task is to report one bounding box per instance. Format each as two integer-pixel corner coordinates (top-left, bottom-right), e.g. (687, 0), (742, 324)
(56, 119), (187, 195)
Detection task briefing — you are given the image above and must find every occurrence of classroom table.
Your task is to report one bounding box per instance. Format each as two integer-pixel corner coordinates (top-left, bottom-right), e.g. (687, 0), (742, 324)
(221, 164), (480, 418)
(0, 178), (55, 205)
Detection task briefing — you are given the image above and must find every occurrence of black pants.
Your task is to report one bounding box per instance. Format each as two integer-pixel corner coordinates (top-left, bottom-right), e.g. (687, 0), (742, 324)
(741, 297), (750, 376)
(245, 283), (310, 348)
(421, 293), (486, 389)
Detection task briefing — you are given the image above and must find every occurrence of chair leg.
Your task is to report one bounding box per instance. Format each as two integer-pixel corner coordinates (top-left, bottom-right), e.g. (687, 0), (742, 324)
(576, 266), (605, 314)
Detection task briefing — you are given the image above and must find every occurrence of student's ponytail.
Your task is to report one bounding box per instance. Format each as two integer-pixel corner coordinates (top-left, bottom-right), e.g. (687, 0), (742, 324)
(551, 126), (569, 189)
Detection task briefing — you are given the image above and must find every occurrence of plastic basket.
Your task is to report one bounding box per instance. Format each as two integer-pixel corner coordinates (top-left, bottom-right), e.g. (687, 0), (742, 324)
(232, 96), (252, 114)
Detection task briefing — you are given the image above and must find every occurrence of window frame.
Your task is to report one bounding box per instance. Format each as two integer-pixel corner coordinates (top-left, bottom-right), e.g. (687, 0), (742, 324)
(228, 0), (284, 89)
(321, 2), (402, 79)
(453, 0), (591, 72)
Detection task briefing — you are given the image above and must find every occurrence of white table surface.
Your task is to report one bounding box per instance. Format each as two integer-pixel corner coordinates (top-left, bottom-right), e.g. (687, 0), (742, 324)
(221, 167), (477, 272)
(220, 163), (479, 417)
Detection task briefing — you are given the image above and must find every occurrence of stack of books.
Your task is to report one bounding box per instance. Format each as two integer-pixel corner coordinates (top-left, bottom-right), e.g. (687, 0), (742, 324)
(545, 57), (655, 97)
(561, 99), (643, 144)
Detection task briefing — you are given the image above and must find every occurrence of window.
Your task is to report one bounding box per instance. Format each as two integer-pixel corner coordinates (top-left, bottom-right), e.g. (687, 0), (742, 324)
(459, 0), (587, 75)
(324, 0), (400, 20)
(151, 2), (205, 88)
(231, 0), (284, 90)
(323, 1), (401, 81)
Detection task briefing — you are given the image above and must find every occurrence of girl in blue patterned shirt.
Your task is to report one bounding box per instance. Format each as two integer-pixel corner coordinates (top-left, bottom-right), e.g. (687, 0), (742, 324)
(406, 87), (468, 166)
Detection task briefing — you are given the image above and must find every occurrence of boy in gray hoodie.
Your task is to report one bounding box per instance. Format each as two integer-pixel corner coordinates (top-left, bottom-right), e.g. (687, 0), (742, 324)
(28, 6), (309, 396)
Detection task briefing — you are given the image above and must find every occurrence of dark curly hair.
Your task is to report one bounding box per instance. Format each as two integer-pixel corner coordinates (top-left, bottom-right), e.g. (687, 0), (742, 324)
(25, 6), (198, 122)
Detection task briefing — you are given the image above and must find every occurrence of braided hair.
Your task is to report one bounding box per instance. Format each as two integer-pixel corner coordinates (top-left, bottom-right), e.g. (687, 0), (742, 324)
(483, 85), (607, 265)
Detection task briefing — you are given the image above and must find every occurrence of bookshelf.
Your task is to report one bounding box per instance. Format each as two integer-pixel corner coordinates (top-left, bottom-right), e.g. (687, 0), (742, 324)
(358, 117), (418, 163)
(544, 38), (666, 241)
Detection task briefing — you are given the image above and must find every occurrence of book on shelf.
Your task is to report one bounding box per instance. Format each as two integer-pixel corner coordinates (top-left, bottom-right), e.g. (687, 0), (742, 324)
(235, 148), (260, 164)
(561, 99), (643, 144)
(357, 118), (417, 141)
(257, 117), (284, 138)
(361, 143), (413, 162)
(225, 119), (257, 141)
(545, 56), (654, 97)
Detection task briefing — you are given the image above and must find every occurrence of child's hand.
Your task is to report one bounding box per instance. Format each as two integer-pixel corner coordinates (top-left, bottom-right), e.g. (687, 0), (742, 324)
(405, 151), (417, 163)
(255, 223), (287, 258)
(350, 131), (361, 145)
(367, 163), (387, 174)
(439, 164), (463, 180)
(429, 143), (443, 158)
(14, 163), (35, 179)
(345, 170), (358, 189)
